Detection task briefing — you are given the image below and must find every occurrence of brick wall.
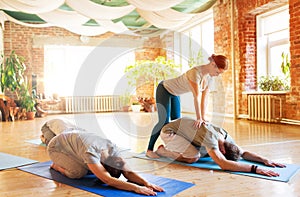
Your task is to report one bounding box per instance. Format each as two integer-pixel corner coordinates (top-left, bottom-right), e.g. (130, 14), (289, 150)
(213, 0), (234, 116)
(287, 0), (300, 119)
(213, 0), (300, 120)
(232, 0), (299, 120)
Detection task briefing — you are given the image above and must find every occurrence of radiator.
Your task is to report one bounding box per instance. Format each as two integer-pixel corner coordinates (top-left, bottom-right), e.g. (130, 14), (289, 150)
(64, 96), (121, 113)
(247, 95), (282, 122)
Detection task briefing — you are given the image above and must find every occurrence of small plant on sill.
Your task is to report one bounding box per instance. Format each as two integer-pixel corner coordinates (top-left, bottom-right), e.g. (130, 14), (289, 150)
(258, 52), (291, 91)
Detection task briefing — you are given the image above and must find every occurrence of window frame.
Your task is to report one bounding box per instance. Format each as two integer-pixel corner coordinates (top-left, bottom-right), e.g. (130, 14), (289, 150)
(172, 9), (214, 112)
(267, 36), (289, 76)
(256, 5), (289, 79)
(174, 9), (214, 71)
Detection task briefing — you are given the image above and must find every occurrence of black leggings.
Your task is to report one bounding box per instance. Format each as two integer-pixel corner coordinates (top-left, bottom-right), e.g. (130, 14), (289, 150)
(147, 82), (181, 151)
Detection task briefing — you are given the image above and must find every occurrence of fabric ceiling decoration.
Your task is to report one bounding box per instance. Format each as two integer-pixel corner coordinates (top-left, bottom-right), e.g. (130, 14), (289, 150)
(136, 8), (195, 29)
(65, 0), (135, 20)
(0, 0), (217, 37)
(126, 0), (184, 11)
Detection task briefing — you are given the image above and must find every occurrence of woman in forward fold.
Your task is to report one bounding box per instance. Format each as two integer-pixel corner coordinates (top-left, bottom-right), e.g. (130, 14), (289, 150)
(47, 132), (164, 196)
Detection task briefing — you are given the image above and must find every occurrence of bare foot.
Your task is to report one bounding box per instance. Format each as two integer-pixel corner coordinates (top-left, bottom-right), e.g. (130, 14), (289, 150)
(40, 134), (46, 144)
(155, 145), (198, 163)
(155, 145), (166, 156)
(50, 163), (66, 175)
(146, 150), (160, 159)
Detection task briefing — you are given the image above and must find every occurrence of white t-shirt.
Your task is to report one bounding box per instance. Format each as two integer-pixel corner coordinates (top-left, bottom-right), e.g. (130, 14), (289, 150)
(163, 65), (212, 95)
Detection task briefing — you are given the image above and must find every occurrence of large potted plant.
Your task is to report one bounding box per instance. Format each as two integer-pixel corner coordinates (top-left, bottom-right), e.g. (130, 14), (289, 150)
(1, 51), (36, 120)
(0, 50), (26, 100)
(124, 56), (181, 97)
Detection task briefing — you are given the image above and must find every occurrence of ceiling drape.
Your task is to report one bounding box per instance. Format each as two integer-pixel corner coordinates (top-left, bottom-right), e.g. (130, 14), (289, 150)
(0, 0), (216, 36)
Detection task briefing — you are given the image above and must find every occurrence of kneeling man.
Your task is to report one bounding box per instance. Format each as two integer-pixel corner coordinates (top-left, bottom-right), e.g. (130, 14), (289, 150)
(155, 117), (285, 177)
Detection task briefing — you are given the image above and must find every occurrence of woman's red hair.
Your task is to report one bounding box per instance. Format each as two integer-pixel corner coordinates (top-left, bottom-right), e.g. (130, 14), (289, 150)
(210, 54), (229, 70)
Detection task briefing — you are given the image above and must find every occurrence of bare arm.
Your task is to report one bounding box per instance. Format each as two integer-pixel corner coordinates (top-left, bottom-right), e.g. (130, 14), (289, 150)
(122, 163), (164, 192)
(200, 87), (209, 121)
(241, 150), (286, 168)
(208, 148), (251, 171)
(88, 163), (159, 195)
(188, 79), (201, 120)
(188, 78), (210, 127)
(207, 148), (280, 177)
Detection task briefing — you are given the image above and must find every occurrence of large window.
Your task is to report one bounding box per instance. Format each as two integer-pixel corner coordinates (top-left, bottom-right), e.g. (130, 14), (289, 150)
(173, 10), (214, 112)
(257, 6), (290, 80)
(44, 45), (94, 97)
(174, 11), (214, 72)
(44, 46), (135, 97)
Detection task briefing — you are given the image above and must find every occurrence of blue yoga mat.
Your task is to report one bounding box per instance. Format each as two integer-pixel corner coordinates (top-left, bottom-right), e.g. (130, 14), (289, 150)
(25, 139), (46, 147)
(135, 152), (300, 182)
(0, 152), (38, 170)
(18, 161), (194, 197)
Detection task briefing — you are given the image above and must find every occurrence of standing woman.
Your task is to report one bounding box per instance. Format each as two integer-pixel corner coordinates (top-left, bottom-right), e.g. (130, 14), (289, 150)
(146, 54), (229, 158)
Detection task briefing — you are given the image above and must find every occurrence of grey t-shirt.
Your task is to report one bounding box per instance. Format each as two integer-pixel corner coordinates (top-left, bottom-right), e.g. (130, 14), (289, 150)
(49, 132), (120, 166)
(46, 118), (82, 135)
(161, 117), (232, 152)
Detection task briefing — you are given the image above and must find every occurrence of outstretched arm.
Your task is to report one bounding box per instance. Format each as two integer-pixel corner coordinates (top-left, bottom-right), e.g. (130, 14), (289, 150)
(88, 163), (162, 196)
(241, 150), (286, 168)
(207, 148), (281, 177)
(122, 163), (164, 193)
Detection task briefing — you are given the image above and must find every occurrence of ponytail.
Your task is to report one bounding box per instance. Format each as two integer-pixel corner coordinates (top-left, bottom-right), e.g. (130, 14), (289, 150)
(210, 54), (229, 70)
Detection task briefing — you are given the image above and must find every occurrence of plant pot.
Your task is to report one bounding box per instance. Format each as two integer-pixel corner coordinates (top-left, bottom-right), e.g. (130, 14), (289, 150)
(131, 104), (141, 112)
(122, 105), (130, 112)
(145, 104), (155, 112)
(26, 111), (35, 120)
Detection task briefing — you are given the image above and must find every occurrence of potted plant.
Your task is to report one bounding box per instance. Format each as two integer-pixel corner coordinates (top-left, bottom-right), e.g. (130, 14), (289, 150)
(120, 92), (131, 112)
(0, 51), (36, 119)
(258, 76), (288, 91)
(0, 50), (26, 100)
(131, 101), (141, 112)
(280, 52), (291, 89)
(258, 52), (291, 91)
(124, 56), (181, 97)
(138, 97), (156, 112)
(19, 83), (36, 120)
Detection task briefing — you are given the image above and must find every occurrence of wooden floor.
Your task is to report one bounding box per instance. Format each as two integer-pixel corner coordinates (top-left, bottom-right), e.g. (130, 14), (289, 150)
(0, 112), (300, 197)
